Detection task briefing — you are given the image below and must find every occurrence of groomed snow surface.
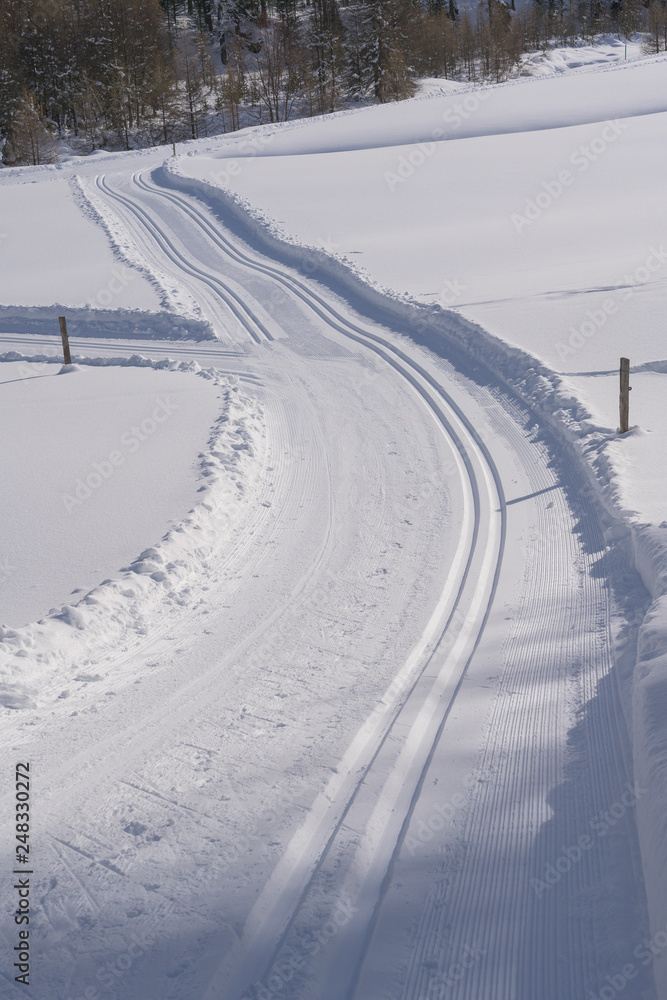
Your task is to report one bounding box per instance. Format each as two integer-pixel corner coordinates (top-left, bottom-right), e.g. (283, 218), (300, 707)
(1, 39), (666, 1000)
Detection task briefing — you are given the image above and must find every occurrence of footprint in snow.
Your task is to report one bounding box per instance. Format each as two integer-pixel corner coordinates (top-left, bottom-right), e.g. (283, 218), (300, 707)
(123, 822), (148, 837)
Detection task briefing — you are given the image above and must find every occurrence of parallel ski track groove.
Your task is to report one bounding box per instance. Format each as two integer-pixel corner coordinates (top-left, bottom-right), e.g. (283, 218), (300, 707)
(95, 175), (273, 344)
(44, 169), (644, 1000)
(117, 172), (513, 1000)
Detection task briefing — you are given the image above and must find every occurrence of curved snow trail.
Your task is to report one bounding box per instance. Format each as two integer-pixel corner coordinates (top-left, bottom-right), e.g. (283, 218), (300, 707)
(0, 174), (468, 1000)
(199, 297), (507, 1000)
(1, 166), (650, 1000)
(94, 175), (277, 344)
(0, 337), (463, 997)
(114, 170), (652, 1000)
(93, 169), (509, 999)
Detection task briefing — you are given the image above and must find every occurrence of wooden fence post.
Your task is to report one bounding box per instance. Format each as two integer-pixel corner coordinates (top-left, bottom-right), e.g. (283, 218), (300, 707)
(619, 357), (630, 434)
(59, 316), (72, 366)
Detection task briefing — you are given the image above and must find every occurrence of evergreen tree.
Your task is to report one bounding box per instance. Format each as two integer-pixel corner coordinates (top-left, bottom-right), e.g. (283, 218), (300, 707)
(0, 0), (653, 164)
(644, 0), (667, 50)
(362, 0), (416, 103)
(307, 0), (345, 112)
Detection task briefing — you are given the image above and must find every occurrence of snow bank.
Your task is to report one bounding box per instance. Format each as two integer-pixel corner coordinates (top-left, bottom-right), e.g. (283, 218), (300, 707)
(160, 159), (667, 991)
(0, 351), (267, 711)
(181, 119), (667, 373)
(159, 159), (653, 526)
(159, 155), (664, 565)
(631, 526), (667, 997)
(0, 349), (215, 369)
(517, 34), (647, 76)
(0, 303), (214, 340)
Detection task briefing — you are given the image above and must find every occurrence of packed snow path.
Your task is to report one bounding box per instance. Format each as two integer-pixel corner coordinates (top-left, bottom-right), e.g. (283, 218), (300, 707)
(0, 167), (653, 1000)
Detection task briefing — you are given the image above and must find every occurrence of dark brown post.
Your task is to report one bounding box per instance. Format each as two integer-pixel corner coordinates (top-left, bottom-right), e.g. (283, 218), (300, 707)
(59, 316), (72, 366)
(619, 357), (630, 434)
(172, 142), (176, 157)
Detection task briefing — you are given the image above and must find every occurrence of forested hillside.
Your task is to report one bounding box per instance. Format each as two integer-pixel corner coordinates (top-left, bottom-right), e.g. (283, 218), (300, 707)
(0, 0), (663, 164)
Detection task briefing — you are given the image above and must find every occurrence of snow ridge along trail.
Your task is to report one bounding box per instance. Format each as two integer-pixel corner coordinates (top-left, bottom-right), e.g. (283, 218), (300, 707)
(60, 167), (652, 1000)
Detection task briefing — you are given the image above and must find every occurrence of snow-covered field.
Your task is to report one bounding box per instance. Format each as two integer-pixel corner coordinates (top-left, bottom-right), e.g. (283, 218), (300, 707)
(0, 174), (212, 340)
(0, 361), (222, 628)
(1, 40), (666, 1000)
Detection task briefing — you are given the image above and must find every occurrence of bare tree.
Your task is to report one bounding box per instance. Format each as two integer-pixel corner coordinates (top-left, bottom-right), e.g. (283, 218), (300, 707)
(71, 72), (107, 152)
(215, 33), (247, 130)
(6, 88), (58, 164)
(254, 21), (303, 122)
(643, 0), (666, 50)
(176, 30), (210, 138)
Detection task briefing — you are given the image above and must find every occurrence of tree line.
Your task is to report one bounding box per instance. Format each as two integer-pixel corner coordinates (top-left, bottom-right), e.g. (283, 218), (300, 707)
(0, 0), (663, 165)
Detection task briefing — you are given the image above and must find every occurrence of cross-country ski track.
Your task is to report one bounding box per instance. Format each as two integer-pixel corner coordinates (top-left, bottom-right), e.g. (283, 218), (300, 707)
(1, 165), (654, 1000)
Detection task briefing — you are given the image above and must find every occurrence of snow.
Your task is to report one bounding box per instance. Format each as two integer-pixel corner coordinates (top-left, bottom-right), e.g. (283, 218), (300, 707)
(190, 53), (667, 155)
(517, 33), (647, 75)
(0, 40), (666, 1000)
(412, 35), (643, 101)
(0, 354), (266, 710)
(0, 177), (157, 310)
(0, 175), (214, 340)
(0, 361), (222, 627)
(564, 371), (667, 525)
(172, 50), (667, 547)
(178, 69), (667, 379)
(166, 51), (667, 998)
